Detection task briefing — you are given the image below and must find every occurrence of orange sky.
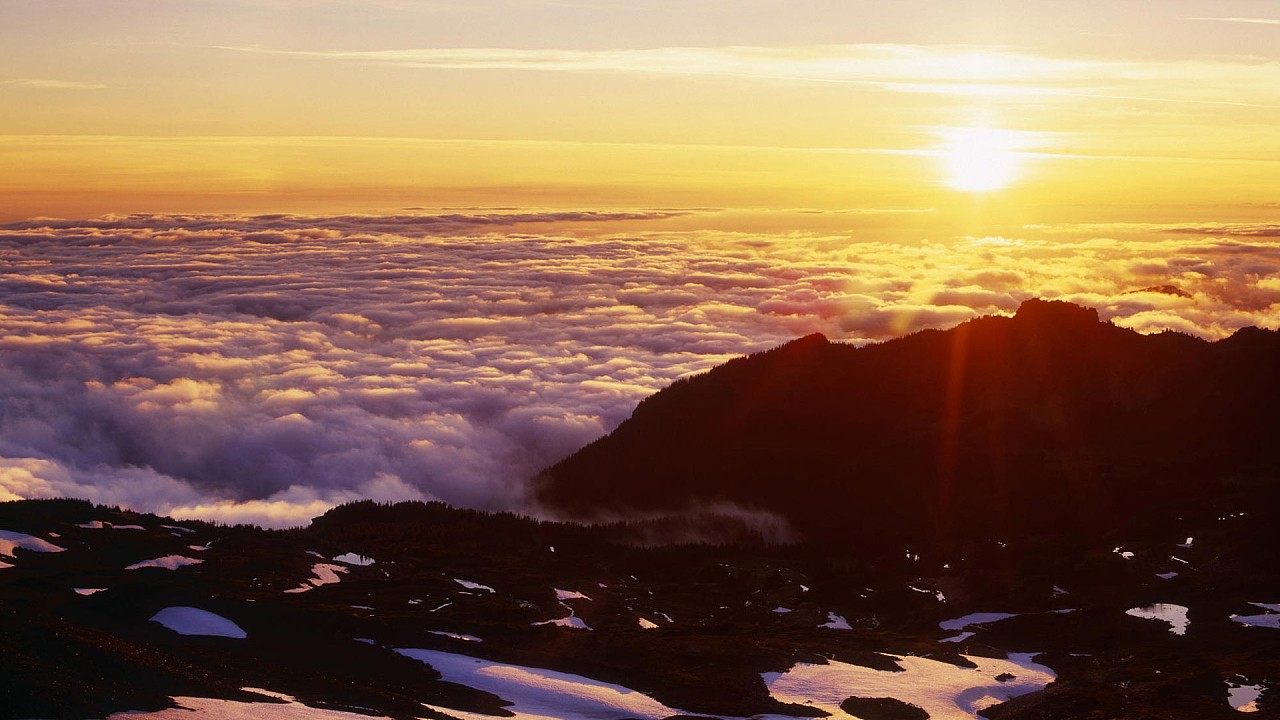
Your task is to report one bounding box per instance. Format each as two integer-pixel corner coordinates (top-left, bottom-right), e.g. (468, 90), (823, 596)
(2, 1), (1278, 230)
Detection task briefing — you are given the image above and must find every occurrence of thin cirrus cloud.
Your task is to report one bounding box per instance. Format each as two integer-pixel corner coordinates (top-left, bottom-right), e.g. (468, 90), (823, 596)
(219, 43), (1280, 107)
(221, 44), (1087, 85)
(1186, 17), (1280, 26)
(1, 211), (1277, 527)
(0, 79), (107, 90)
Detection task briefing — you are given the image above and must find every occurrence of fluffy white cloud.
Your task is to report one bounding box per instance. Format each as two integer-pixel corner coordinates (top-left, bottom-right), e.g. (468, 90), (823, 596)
(0, 212), (1276, 525)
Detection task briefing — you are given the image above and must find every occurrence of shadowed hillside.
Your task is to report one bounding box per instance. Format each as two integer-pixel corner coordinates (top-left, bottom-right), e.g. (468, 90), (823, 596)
(536, 299), (1280, 551)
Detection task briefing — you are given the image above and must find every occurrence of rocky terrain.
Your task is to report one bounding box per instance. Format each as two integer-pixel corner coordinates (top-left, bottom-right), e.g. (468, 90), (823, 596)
(2, 490), (1277, 719)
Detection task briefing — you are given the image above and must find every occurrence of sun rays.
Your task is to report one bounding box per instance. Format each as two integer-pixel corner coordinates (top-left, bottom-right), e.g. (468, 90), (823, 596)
(937, 126), (1028, 193)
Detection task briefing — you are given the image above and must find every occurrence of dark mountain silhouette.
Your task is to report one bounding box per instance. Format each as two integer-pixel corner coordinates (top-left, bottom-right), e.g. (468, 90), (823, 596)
(536, 299), (1280, 551)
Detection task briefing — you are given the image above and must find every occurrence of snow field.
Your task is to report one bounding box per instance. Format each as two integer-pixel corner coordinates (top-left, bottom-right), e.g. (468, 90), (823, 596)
(150, 606), (247, 639)
(764, 652), (1056, 720)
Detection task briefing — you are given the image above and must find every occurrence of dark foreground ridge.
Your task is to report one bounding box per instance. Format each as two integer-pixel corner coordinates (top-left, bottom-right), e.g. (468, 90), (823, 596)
(2, 494), (1278, 719)
(536, 299), (1280, 551)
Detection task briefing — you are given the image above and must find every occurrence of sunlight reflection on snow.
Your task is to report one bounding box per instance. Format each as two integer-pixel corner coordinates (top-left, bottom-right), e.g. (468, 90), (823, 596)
(764, 652), (1055, 720)
(397, 647), (680, 720)
(1125, 604), (1190, 635)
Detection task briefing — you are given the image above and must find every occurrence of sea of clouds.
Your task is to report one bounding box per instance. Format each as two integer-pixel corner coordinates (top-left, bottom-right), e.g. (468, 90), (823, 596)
(0, 211), (1276, 526)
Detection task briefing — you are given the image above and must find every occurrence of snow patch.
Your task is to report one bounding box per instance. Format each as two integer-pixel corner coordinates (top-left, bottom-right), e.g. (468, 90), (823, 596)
(150, 606), (246, 639)
(75, 587), (107, 596)
(638, 617), (659, 630)
(940, 632), (976, 643)
(763, 652), (1056, 720)
(906, 585), (947, 602)
(772, 606), (792, 614)
(0, 529), (67, 557)
(285, 563), (348, 593)
(455, 579), (495, 593)
(333, 552), (375, 566)
(429, 631), (483, 643)
(533, 615), (592, 631)
(820, 612), (852, 630)
(1227, 680), (1263, 713)
(126, 555), (203, 571)
(555, 588), (591, 601)
(396, 647), (685, 720)
(1231, 611), (1280, 629)
(939, 612), (1019, 632)
(107, 689), (387, 719)
(112, 524), (145, 530)
(1126, 604), (1190, 635)
(162, 524), (195, 534)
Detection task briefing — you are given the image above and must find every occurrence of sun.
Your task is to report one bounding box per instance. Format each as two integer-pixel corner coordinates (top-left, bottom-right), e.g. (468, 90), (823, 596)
(939, 127), (1024, 192)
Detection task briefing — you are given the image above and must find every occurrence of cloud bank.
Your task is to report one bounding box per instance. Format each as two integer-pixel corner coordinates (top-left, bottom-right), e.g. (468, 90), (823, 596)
(0, 212), (1276, 526)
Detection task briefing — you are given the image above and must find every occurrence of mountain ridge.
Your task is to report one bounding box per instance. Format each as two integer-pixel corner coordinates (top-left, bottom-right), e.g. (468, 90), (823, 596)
(535, 299), (1280, 550)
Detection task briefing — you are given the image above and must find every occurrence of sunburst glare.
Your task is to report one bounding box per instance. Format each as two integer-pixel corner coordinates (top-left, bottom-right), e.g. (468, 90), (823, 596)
(938, 126), (1026, 192)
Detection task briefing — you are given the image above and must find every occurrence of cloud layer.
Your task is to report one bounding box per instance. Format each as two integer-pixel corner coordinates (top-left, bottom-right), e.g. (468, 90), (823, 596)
(1, 212), (1276, 526)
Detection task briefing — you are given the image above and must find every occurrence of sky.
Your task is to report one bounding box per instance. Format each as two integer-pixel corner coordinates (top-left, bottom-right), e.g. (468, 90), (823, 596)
(3, 0), (1279, 225)
(1, 1), (1278, 525)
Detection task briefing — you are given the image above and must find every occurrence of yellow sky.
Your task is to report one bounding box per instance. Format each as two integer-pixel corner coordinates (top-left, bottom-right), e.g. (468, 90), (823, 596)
(1, 1), (1278, 229)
